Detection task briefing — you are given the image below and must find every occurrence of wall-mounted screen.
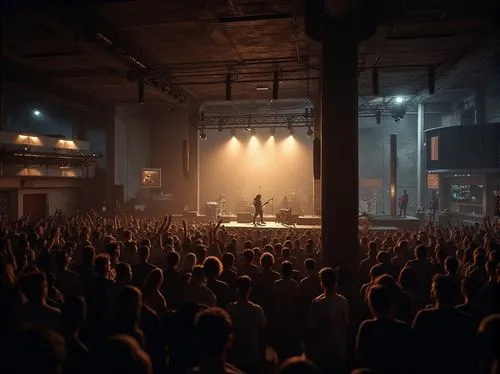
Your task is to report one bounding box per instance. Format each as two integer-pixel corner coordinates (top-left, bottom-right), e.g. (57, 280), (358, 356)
(140, 168), (162, 188)
(450, 184), (483, 202)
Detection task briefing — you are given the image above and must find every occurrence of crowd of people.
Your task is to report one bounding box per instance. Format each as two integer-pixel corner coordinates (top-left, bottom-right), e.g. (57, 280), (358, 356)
(0, 210), (499, 374)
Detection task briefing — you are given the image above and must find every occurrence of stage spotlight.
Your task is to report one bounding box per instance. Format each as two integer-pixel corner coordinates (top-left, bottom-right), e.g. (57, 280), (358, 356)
(306, 127), (313, 138)
(395, 96), (404, 104)
(199, 128), (207, 140)
(376, 111), (381, 124)
(286, 118), (294, 135)
(270, 127), (276, 137)
(33, 109), (41, 116)
(218, 120), (223, 132)
(230, 128), (236, 137)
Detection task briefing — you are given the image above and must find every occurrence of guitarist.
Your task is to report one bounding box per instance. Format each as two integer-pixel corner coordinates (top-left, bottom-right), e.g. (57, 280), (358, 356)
(253, 194), (272, 226)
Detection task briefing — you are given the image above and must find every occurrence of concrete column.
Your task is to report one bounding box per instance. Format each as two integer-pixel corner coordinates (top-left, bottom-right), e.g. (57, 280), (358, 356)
(389, 134), (398, 216)
(484, 174), (496, 217)
(188, 107), (200, 212)
(475, 85), (487, 125)
(321, 9), (358, 271)
(417, 103), (425, 208)
(313, 94), (321, 216)
(104, 106), (116, 201)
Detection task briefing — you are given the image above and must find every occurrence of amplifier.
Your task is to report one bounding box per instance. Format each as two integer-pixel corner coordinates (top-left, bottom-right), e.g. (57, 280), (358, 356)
(236, 212), (253, 223)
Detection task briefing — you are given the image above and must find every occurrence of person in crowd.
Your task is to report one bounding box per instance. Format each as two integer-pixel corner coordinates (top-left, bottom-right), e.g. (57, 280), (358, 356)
(91, 334), (152, 374)
(359, 241), (378, 284)
(142, 268), (168, 318)
(412, 274), (477, 373)
(253, 252), (281, 318)
(278, 357), (320, 374)
(477, 314), (500, 374)
(192, 307), (244, 374)
(272, 260), (301, 360)
(54, 250), (83, 297)
(226, 276), (266, 374)
(305, 267), (349, 373)
(111, 286), (146, 348)
(239, 249), (260, 280)
(299, 258), (322, 320)
(161, 250), (182, 306)
(405, 245), (435, 291)
(59, 295), (89, 374)
(456, 276), (484, 328)
(184, 265), (217, 306)
(18, 271), (60, 330)
(6, 327), (66, 374)
(219, 252), (238, 291)
(356, 285), (415, 373)
(204, 256), (231, 308)
(132, 246), (158, 288)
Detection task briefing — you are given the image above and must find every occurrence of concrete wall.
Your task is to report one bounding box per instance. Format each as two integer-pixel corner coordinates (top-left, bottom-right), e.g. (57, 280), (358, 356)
(17, 188), (79, 217)
(359, 113), (418, 214)
(149, 105), (194, 211)
(114, 105), (152, 201)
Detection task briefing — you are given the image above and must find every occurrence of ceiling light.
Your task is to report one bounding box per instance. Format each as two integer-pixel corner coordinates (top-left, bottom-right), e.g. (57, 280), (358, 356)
(395, 96), (404, 104)
(33, 110), (41, 116)
(256, 86), (269, 91)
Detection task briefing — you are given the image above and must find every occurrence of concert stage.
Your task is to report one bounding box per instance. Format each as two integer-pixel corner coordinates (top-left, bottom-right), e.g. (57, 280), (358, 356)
(191, 214), (420, 232)
(224, 221), (320, 230)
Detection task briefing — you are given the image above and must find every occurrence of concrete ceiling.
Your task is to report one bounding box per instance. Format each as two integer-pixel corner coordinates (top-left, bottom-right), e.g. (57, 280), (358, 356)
(1, 0), (498, 109)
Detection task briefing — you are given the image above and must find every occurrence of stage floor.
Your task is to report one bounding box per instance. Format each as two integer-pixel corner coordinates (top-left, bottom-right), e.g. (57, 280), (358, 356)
(223, 221), (401, 231)
(224, 221), (321, 230)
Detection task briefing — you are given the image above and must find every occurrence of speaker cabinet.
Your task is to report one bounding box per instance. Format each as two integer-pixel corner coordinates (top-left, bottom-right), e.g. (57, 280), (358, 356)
(236, 212), (253, 223)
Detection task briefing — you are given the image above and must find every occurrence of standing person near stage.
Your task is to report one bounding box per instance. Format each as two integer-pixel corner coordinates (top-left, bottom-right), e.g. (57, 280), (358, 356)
(253, 194), (264, 226)
(399, 190), (409, 218)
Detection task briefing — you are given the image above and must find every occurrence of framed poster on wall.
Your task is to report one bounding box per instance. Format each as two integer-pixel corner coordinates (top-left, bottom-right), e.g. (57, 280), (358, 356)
(140, 168), (162, 188)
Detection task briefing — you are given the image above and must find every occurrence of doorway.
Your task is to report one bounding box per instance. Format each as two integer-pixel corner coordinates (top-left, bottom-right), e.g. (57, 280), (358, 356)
(23, 194), (47, 219)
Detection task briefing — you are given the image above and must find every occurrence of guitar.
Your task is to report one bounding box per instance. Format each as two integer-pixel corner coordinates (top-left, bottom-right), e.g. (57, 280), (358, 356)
(261, 197), (274, 207)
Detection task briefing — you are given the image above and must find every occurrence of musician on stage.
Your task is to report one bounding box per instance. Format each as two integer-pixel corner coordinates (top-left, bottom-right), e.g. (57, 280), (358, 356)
(253, 194), (265, 225)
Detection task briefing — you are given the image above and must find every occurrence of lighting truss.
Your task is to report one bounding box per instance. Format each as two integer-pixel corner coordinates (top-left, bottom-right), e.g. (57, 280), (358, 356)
(199, 112), (314, 130)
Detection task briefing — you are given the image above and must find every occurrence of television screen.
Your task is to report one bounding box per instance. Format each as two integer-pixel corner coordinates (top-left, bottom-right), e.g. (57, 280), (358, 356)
(140, 168), (162, 188)
(450, 184), (483, 202)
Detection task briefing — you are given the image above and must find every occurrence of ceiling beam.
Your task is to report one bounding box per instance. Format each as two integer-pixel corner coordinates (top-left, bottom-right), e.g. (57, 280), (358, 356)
(1, 58), (107, 113)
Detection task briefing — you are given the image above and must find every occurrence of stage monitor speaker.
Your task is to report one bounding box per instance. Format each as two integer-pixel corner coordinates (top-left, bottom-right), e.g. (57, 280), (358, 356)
(236, 212), (253, 223)
(313, 137), (321, 179)
(185, 211), (198, 218)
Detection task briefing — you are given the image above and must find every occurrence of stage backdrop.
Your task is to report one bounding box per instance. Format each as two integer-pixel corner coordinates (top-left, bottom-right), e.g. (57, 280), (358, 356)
(199, 129), (314, 215)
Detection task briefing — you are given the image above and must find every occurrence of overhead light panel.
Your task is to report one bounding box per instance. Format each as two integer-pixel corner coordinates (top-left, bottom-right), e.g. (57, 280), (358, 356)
(256, 86), (269, 91)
